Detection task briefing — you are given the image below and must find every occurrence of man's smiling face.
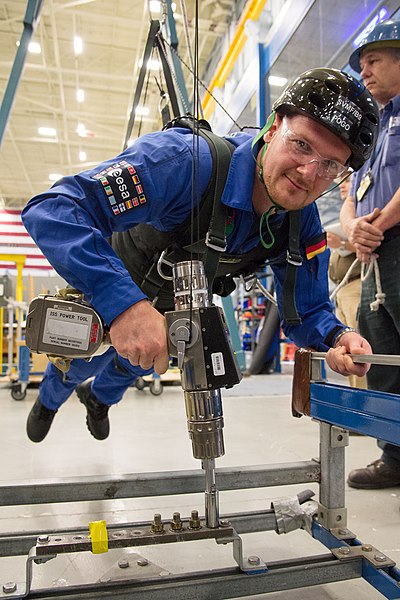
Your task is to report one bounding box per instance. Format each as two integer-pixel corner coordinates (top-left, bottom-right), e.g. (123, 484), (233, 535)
(256, 113), (351, 214)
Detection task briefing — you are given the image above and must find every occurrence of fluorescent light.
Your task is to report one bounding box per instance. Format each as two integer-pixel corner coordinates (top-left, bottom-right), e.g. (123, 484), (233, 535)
(28, 42), (41, 54)
(76, 123), (94, 138)
(79, 150), (87, 161)
(268, 75), (288, 87)
(138, 58), (161, 71)
(38, 127), (56, 137)
(135, 106), (150, 116)
(49, 173), (63, 181)
(74, 36), (83, 55)
(76, 123), (87, 137)
(149, 0), (161, 12)
(76, 88), (85, 103)
(126, 138), (136, 147)
(149, 1), (175, 11)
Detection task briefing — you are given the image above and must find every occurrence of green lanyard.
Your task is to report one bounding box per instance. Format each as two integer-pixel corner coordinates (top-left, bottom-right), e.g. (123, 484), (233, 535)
(251, 110), (286, 249)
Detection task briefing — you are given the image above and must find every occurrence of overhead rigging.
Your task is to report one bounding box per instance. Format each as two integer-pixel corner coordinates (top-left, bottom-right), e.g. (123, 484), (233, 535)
(123, 1), (244, 147)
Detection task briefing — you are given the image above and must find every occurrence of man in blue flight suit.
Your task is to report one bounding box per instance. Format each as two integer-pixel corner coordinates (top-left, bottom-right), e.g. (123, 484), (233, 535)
(22, 68), (379, 443)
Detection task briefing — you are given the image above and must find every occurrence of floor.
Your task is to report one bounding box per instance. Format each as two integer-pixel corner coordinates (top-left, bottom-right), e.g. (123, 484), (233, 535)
(0, 366), (399, 599)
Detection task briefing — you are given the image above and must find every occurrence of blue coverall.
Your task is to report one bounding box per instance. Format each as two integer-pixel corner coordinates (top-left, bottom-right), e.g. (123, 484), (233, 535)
(350, 95), (400, 468)
(22, 127), (347, 410)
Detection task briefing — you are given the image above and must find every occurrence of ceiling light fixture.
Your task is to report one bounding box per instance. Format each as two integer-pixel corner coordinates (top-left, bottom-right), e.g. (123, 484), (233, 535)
(28, 41), (41, 54)
(268, 75), (288, 87)
(149, 1), (161, 12)
(76, 123), (95, 138)
(138, 58), (161, 71)
(74, 36), (83, 55)
(79, 151), (87, 161)
(76, 123), (87, 137)
(38, 127), (56, 137)
(49, 173), (63, 182)
(76, 89), (85, 102)
(135, 106), (150, 116)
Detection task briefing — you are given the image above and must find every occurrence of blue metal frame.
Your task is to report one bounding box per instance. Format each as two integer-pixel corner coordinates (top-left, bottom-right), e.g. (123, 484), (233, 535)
(164, 0), (191, 114)
(312, 521), (400, 598)
(310, 381), (400, 597)
(310, 382), (400, 443)
(258, 43), (270, 127)
(18, 344), (30, 384)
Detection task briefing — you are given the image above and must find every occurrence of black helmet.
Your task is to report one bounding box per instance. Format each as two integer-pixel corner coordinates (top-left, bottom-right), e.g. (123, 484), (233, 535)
(272, 67), (379, 171)
(349, 20), (400, 73)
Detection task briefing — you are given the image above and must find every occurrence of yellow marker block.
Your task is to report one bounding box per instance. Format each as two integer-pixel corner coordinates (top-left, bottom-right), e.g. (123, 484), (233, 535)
(89, 520), (108, 554)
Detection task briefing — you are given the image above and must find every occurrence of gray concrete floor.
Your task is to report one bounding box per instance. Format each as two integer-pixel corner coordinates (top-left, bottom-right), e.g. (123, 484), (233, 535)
(0, 369), (398, 599)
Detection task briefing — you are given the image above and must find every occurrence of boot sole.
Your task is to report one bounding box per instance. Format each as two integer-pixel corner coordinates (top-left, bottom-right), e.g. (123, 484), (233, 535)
(347, 480), (400, 489)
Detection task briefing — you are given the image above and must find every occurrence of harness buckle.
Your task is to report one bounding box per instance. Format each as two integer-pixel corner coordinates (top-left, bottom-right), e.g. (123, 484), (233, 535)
(205, 232), (227, 252)
(286, 250), (303, 267)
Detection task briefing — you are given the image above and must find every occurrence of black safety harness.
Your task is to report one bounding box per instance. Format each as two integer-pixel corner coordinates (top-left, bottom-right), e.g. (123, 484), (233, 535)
(111, 117), (302, 324)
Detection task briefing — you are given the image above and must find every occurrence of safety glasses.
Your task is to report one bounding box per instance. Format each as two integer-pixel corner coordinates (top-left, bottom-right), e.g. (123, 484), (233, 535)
(280, 117), (351, 180)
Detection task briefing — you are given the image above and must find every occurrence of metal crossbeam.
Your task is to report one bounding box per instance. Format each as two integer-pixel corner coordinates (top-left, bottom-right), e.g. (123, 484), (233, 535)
(0, 462), (320, 506)
(9, 556), (362, 600)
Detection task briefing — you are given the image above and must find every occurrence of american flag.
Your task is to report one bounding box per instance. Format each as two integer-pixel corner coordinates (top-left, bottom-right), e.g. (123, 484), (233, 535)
(0, 208), (54, 276)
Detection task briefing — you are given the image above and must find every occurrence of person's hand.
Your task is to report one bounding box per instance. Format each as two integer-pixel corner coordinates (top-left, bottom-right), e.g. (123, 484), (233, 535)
(326, 331), (372, 378)
(347, 208), (383, 253)
(356, 248), (379, 265)
(109, 300), (170, 374)
(326, 231), (342, 249)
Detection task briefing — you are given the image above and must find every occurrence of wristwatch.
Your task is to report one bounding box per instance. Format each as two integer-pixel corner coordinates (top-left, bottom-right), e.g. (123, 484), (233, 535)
(334, 327), (356, 347)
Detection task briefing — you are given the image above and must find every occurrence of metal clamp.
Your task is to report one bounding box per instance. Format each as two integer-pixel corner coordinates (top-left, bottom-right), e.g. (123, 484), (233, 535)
(332, 544), (396, 568)
(317, 505), (347, 530)
(0, 547), (56, 599)
(330, 426), (349, 448)
(216, 530), (268, 574)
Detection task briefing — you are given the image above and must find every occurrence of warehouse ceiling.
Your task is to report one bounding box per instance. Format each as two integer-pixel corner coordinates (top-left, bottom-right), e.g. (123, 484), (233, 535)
(1, 0), (400, 211)
(0, 0), (235, 209)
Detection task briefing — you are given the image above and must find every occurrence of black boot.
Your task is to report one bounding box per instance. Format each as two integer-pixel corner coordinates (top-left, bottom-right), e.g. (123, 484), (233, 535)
(76, 382), (110, 440)
(347, 459), (400, 489)
(26, 397), (57, 442)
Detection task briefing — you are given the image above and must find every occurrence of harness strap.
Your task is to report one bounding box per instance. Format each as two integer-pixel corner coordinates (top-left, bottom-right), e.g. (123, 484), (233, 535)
(192, 127), (234, 298)
(282, 210), (302, 325)
(137, 119), (234, 302)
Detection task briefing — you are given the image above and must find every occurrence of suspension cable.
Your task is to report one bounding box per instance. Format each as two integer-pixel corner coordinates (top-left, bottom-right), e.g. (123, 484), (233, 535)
(156, 30), (191, 115)
(163, 38), (242, 130)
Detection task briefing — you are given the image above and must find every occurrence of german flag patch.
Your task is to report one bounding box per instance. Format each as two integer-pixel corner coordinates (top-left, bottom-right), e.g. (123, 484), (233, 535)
(305, 233), (327, 260)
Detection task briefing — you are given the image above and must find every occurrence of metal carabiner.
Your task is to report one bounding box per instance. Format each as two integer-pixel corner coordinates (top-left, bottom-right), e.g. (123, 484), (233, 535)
(157, 250), (175, 281)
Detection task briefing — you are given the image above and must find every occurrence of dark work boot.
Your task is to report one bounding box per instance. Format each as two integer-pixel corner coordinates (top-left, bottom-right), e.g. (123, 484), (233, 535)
(26, 397), (57, 442)
(76, 381), (110, 440)
(347, 459), (400, 489)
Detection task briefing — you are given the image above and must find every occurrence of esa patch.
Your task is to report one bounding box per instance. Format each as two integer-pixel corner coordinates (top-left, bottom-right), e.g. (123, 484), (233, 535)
(92, 160), (147, 215)
(305, 233), (327, 260)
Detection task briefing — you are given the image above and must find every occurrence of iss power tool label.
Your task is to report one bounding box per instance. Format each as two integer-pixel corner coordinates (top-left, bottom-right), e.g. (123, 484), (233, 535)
(43, 308), (93, 350)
